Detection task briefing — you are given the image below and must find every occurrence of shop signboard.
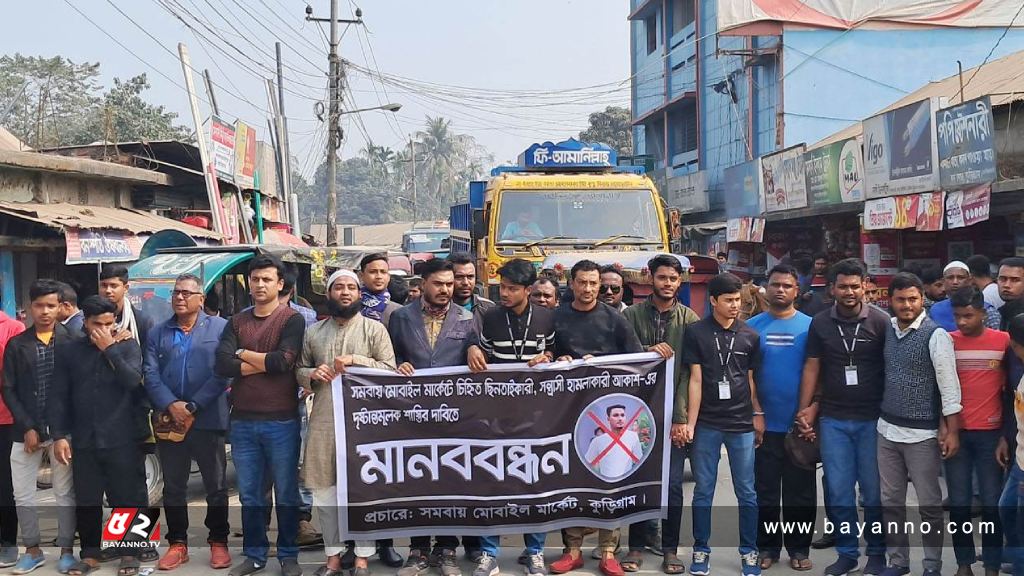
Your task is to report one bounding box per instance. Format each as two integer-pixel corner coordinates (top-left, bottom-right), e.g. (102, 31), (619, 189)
(65, 227), (142, 264)
(207, 115), (236, 184)
(936, 96), (996, 189)
(726, 217), (765, 243)
(945, 183), (991, 229)
(234, 121), (258, 190)
(804, 138), (864, 206)
(916, 192), (945, 232)
(863, 98), (940, 199)
(724, 160), (764, 218)
(861, 229), (899, 276)
(761, 145), (808, 212)
(665, 170), (709, 214)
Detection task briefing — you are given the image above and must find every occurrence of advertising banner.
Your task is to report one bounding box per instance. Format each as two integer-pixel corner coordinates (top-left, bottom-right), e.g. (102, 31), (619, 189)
(916, 192), (945, 232)
(234, 121), (258, 190)
(804, 138), (864, 205)
(64, 228), (142, 264)
(334, 354), (671, 538)
(945, 184), (991, 229)
(863, 195), (919, 230)
(724, 160), (765, 218)
(936, 96), (996, 189)
(726, 217), (765, 243)
(761, 145), (808, 212)
(863, 99), (940, 199)
(207, 116), (236, 184)
(666, 171), (709, 214)
(861, 229), (899, 276)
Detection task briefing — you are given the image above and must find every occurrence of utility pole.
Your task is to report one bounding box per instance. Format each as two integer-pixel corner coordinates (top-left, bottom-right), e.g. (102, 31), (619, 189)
(178, 43), (226, 239)
(410, 138), (418, 224)
(308, 2), (362, 246)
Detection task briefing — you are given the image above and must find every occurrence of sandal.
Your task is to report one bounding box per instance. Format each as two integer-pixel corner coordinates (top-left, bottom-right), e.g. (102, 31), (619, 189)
(790, 555), (813, 571)
(118, 556), (141, 576)
(760, 556), (777, 569)
(314, 566), (344, 576)
(622, 552), (643, 573)
(68, 560), (100, 576)
(661, 553), (685, 575)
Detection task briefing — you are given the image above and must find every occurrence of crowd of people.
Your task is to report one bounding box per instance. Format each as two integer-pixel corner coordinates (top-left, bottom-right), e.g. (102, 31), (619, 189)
(0, 249), (1021, 576)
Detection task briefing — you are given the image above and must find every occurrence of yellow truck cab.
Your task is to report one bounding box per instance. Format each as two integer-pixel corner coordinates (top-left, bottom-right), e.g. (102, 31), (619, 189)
(449, 139), (670, 299)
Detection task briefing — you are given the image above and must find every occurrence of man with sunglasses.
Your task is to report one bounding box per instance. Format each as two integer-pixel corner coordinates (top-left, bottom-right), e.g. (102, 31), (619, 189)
(143, 273), (232, 571)
(600, 266), (628, 312)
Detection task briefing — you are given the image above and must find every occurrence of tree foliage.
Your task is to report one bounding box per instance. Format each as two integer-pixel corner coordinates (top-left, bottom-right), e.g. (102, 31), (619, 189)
(579, 105), (633, 155)
(0, 54), (188, 147)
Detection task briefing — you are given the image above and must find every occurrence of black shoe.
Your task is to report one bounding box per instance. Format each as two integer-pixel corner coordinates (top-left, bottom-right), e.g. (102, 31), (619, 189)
(377, 545), (404, 568)
(230, 558), (267, 576)
(282, 558), (303, 576)
(341, 546), (356, 570)
(811, 534), (836, 550)
(465, 549), (483, 564)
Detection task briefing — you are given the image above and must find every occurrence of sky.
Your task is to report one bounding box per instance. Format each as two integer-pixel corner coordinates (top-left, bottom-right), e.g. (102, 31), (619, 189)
(2, 0), (632, 179)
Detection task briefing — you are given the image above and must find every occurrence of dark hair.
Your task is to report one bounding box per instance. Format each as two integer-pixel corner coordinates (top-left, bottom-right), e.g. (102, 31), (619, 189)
(999, 257), (1024, 271)
(359, 253), (389, 271)
(889, 272), (923, 294)
(606, 404), (627, 417)
(648, 254), (683, 276)
(709, 272), (743, 298)
(534, 277), (560, 291)
(949, 285), (984, 310)
(966, 254), (992, 278)
(175, 273), (202, 287)
(920, 265), (943, 285)
(281, 266), (298, 297)
(813, 252), (827, 262)
(497, 258), (537, 288)
(388, 275), (409, 305)
(80, 295), (117, 319)
(767, 263), (799, 283)
(247, 254), (285, 279)
(1009, 313), (1024, 346)
(99, 264), (129, 284)
(599, 265), (624, 281)
(204, 289), (221, 314)
(56, 282), (78, 306)
(29, 279), (62, 302)
(419, 258), (454, 281)
(828, 258), (865, 283)
(446, 252), (475, 268)
(793, 256), (814, 276)
(408, 277), (422, 288)
(570, 259), (601, 280)
(716, 252), (728, 259)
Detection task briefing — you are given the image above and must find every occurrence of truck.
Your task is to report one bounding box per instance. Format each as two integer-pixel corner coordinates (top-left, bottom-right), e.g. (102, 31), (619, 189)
(450, 138), (672, 300)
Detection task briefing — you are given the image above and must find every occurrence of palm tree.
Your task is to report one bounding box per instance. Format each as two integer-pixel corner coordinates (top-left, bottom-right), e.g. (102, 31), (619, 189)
(360, 144), (396, 188)
(415, 116), (478, 212)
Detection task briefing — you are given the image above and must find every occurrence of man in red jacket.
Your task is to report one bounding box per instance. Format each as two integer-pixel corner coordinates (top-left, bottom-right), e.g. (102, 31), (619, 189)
(0, 307), (24, 568)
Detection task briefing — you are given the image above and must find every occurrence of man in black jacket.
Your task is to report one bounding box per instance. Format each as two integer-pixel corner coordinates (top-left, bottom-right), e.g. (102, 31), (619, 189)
(50, 296), (150, 576)
(1, 280), (77, 573)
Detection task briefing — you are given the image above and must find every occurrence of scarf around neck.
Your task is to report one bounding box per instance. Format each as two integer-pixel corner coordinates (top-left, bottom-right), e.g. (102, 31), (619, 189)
(360, 287), (391, 321)
(115, 299), (139, 343)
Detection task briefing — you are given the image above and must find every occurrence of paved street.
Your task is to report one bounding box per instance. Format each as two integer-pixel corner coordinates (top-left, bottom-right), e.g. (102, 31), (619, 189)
(24, 451), (973, 576)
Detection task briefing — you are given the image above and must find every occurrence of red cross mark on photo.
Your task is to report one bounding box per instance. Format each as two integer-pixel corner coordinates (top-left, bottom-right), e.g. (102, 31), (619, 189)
(587, 406), (643, 467)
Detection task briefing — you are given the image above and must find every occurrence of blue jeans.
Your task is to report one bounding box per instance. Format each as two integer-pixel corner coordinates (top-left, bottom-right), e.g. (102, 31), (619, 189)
(819, 417), (885, 560)
(944, 430), (1004, 569)
(690, 425), (757, 555)
(479, 533), (546, 557)
(230, 418), (301, 564)
(1000, 464), (1024, 576)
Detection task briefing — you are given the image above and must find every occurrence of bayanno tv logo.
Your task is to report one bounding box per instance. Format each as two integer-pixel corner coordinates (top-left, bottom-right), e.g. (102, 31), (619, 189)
(101, 508), (161, 550)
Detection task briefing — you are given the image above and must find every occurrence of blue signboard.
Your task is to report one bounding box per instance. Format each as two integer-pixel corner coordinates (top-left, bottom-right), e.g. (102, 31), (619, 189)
(936, 96), (997, 190)
(724, 159), (764, 218)
(518, 138), (617, 169)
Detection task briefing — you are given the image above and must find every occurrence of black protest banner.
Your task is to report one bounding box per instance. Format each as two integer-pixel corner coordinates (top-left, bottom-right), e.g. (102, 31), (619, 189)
(332, 352), (672, 539)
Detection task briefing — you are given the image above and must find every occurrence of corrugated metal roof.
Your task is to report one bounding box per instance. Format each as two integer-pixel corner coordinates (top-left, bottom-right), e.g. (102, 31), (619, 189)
(308, 221), (417, 247)
(812, 49), (1024, 148)
(0, 201), (222, 240)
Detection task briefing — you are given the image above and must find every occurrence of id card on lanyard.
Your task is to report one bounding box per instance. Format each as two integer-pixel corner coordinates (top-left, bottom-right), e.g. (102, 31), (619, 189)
(715, 331), (735, 400)
(837, 322), (861, 386)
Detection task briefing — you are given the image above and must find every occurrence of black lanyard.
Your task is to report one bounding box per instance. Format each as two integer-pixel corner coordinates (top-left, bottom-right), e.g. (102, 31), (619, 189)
(837, 322), (862, 366)
(714, 331), (736, 370)
(506, 306), (533, 361)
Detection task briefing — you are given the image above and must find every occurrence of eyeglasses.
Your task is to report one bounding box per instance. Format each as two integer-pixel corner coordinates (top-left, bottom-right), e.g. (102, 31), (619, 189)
(171, 289), (202, 299)
(599, 284), (621, 295)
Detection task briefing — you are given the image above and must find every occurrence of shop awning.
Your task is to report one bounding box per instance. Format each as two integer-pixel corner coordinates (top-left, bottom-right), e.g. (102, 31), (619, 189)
(262, 228), (307, 247)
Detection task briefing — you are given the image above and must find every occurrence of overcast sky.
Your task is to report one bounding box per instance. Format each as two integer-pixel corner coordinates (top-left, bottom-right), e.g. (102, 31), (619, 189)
(3, 0), (632, 177)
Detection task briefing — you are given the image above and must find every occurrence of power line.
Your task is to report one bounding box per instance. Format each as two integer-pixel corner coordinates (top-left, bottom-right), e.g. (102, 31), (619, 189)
(961, 1), (1024, 93)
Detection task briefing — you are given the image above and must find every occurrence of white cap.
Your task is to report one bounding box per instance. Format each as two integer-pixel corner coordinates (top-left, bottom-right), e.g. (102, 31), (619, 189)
(327, 269), (360, 290)
(943, 260), (969, 274)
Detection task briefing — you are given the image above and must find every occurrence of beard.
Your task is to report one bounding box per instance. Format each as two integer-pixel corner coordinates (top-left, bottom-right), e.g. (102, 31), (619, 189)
(327, 299), (362, 319)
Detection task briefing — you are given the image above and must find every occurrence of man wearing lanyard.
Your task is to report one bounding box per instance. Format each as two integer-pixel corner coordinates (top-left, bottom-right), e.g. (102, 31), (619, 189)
(796, 259), (889, 576)
(467, 259), (556, 576)
(681, 273), (763, 576)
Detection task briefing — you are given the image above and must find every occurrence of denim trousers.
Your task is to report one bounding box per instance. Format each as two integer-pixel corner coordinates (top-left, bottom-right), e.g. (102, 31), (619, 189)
(230, 418), (301, 564)
(999, 463), (1024, 576)
(819, 417), (885, 560)
(943, 429), (1004, 569)
(479, 533), (546, 557)
(690, 425), (757, 555)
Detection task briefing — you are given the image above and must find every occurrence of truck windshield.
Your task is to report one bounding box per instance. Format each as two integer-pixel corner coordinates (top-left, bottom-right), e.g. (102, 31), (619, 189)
(496, 189), (662, 244)
(404, 231), (448, 252)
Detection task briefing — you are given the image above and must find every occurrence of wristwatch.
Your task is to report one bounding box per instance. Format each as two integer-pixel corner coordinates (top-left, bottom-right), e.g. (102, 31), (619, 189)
(185, 402), (197, 414)
(234, 348), (245, 359)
